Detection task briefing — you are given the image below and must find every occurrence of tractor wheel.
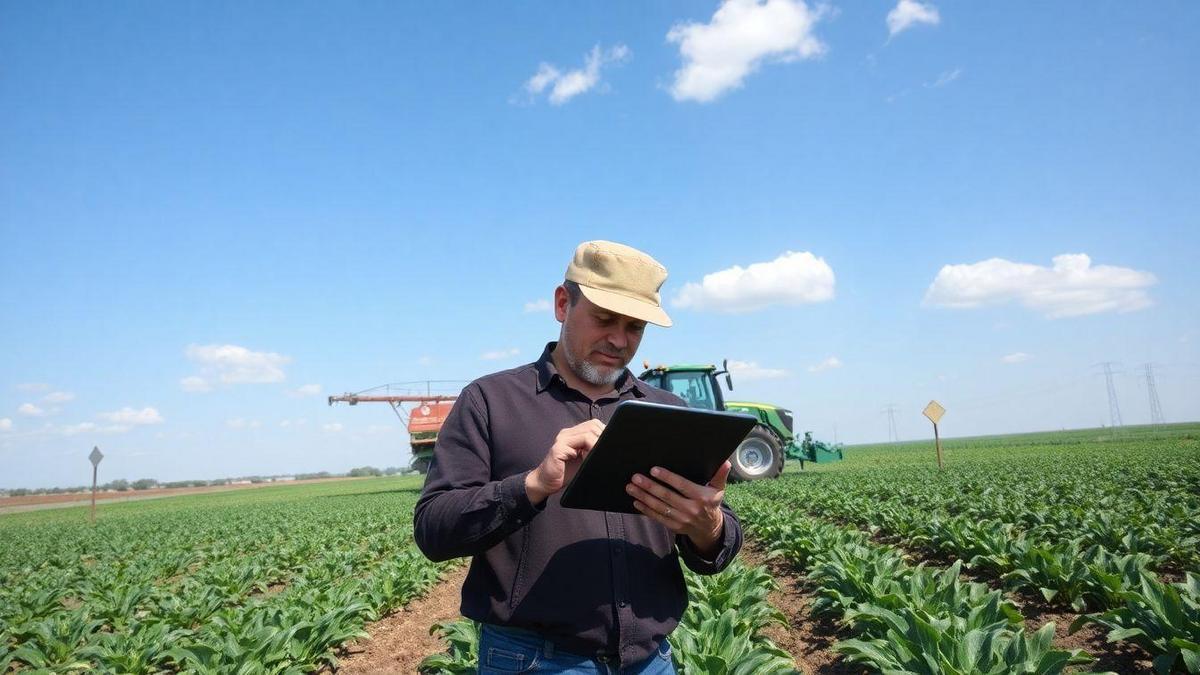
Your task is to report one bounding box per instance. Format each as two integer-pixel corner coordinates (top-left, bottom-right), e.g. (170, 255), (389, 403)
(729, 426), (784, 482)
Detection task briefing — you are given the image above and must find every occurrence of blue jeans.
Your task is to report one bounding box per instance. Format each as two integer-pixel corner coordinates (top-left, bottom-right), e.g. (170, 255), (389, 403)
(477, 623), (676, 674)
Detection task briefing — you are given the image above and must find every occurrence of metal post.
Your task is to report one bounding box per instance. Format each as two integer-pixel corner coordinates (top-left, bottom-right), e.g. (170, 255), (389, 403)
(88, 445), (104, 524)
(933, 423), (943, 470)
(91, 464), (98, 524)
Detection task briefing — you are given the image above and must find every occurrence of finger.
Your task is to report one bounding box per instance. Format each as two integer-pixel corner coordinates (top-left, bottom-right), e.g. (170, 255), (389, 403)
(552, 443), (581, 462)
(626, 480), (689, 518)
(708, 461), (732, 490)
(631, 473), (690, 508)
(631, 497), (683, 530)
(563, 429), (601, 449)
(647, 466), (703, 500)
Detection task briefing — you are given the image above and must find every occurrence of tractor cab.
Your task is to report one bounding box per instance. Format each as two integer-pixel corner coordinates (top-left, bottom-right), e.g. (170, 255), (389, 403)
(638, 364), (726, 411)
(638, 360), (844, 482)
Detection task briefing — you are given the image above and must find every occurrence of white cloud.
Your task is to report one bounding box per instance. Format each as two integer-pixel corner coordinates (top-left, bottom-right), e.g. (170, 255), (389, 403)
(15, 382), (51, 393)
(322, 423), (344, 433)
(226, 418), (262, 430)
(481, 348), (521, 361)
(99, 407), (164, 426)
(887, 0), (940, 37)
(60, 422), (99, 436)
(524, 298), (552, 313)
(923, 253), (1157, 318)
(808, 356), (843, 372)
(0, 418), (11, 431)
(667, 0), (828, 103)
(673, 250), (835, 313)
(184, 344), (291, 385)
(521, 44), (630, 105)
(417, 355), (435, 366)
(279, 418), (308, 428)
(18, 403), (46, 417)
(365, 424), (395, 434)
(287, 384), (322, 398)
(42, 391), (75, 404)
(1001, 352), (1031, 364)
(727, 360), (790, 381)
(926, 67), (962, 88)
(59, 421), (132, 436)
(180, 376), (212, 393)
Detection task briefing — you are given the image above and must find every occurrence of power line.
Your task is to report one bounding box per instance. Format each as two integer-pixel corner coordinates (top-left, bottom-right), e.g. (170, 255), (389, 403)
(1095, 362), (1123, 428)
(882, 404), (900, 443)
(1142, 363), (1165, 425)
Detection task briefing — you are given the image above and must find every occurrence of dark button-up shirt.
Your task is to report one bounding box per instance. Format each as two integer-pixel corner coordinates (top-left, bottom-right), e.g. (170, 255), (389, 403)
(413, 342), (742, 667)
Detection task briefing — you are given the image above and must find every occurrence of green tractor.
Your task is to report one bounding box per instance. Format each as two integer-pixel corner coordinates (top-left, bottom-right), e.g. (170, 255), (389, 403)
(638, 360), (844, 482)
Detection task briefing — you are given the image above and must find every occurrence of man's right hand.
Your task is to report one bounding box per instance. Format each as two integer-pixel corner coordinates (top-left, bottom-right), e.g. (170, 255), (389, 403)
(524, 419), (605, 505)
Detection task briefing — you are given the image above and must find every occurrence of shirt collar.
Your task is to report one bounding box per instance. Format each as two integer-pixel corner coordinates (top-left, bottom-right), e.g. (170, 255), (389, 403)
(535, 341), (646, 398)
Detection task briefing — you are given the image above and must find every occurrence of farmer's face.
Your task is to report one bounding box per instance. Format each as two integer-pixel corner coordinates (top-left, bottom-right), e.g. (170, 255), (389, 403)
(556, 288), (646, 386)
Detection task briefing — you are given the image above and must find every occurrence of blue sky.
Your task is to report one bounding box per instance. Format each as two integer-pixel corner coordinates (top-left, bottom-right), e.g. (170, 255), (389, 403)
(2, 1), (1197, 488)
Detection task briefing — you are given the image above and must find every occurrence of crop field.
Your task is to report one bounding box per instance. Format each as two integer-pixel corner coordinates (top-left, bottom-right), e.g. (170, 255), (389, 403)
(0, 479), (447, 673)
(2, 423), (1198, 673)
(731, 423), (1200, 673)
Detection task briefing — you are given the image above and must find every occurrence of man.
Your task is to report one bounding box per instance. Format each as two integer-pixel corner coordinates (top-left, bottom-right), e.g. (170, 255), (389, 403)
(414, 240), (742, 674)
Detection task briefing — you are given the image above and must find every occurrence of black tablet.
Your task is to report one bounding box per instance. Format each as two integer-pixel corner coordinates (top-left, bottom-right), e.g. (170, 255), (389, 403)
(559, 400), (758, 513)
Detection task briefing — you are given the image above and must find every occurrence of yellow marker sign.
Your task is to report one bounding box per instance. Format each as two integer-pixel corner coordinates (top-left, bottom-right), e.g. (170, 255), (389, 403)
(923, 400), (946, 425)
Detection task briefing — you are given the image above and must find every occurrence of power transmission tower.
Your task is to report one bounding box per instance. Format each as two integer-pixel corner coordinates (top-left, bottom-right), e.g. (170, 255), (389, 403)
(1142, 363), (1165, 425)
(882, 404), (900, 443)
(1096, 362), (1123, 428)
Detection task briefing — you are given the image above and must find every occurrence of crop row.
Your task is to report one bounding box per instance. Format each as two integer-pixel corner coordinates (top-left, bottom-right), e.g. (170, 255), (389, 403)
(774, 450), (1200, 571)
(731, 495), (1095, 673)
(0, 482), (451, 673)
(729, 439), (1200, 667)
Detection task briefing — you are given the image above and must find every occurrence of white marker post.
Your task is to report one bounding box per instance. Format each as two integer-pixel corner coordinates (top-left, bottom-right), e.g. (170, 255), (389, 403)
(88, 446), (104, 524)
(922, 401), (945, 470)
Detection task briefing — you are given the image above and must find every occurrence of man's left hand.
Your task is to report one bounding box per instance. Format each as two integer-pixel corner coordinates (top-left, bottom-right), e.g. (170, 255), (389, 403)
(626, 461), (731, 556)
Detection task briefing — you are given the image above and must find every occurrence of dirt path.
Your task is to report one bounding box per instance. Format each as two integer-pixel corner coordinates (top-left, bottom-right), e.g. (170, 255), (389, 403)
(740, 545), (865, 675)
(336, 564), (470, 673)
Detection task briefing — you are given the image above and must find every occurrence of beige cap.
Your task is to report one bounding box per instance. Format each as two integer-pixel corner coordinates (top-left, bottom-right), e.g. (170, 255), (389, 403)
(565, 240), (673, 327)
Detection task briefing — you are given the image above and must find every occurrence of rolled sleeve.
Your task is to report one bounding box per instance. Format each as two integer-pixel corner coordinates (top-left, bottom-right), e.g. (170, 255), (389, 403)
(676, 503), (742, 575)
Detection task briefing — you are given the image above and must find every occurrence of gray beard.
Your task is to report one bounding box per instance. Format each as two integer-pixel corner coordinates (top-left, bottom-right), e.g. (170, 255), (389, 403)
(561, 328), (623, 387)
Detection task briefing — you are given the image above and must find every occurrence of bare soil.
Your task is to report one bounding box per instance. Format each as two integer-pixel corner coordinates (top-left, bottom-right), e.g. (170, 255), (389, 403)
(740, 545), (867, 675)
(334, 564), (470, 674)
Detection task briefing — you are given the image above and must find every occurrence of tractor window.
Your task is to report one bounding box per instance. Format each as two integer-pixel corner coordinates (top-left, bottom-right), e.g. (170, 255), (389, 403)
(662, 372), (716, 410)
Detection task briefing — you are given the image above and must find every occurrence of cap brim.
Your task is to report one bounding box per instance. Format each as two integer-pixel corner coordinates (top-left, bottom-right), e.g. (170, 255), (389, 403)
(578, 285), (673, 327)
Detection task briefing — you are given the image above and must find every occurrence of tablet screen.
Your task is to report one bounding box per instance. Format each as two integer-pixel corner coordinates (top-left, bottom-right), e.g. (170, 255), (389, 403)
(559, 400), (757, 513)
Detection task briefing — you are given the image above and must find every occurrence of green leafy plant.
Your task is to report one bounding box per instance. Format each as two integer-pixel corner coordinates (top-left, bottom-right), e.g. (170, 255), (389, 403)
(1071, 573), (1200, 674)
(418, 619), (478, 674)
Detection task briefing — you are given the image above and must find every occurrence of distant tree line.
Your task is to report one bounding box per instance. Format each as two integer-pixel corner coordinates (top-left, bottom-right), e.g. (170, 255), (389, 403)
(1, 466), (414, 497)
